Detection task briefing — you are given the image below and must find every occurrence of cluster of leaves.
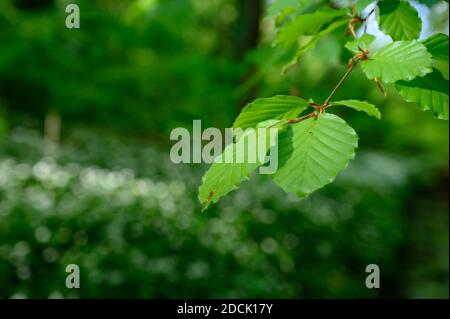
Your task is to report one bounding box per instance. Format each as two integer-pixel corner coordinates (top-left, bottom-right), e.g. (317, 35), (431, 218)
(199, 0), (449, 209)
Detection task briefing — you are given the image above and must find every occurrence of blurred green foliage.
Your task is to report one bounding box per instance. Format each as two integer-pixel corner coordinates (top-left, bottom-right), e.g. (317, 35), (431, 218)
(0, 0), (244, 133)
(0, 0), (448, 298)
(0, 127), (446, 298)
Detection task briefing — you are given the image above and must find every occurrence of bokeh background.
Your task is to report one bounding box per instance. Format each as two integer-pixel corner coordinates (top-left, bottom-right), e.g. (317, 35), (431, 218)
(0, 0), (448, 298)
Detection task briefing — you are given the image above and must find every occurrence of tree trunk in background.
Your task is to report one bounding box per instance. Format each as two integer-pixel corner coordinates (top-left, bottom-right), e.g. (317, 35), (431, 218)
(44, 110), (61, 158)
(235, 0), (263, 59)
(235, 0), (263, 110)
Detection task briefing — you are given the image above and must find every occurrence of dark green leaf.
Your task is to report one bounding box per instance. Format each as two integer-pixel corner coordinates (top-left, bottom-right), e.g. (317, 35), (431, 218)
(378, 0), (422, 41)
(396, 70), (449, 120)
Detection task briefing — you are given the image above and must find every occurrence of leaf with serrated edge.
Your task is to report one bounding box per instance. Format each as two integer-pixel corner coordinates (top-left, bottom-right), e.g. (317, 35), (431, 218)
(199, 127), (278, 209)
(430, 60), (449, 80)
(378, 0), (422, 41)
(233, 95), (309, 131)
(422, 33), (449, 79)
(273, 113), (358, 199)
(361, 40), (432, 83)
(422, 33), (449, 63)
(396, 70), (449, 120)
(331, 100), (381, 119)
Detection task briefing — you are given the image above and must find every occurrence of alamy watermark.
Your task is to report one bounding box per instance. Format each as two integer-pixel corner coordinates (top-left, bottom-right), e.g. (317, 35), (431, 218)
(365, 264), (380, 289)
(65, 264), (80, 289)
(65, 4), (80, 29)
(170, 120), (279, 175)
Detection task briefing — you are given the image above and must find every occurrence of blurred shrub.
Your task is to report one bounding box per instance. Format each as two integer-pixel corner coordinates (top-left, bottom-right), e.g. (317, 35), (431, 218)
(1, 127), (447, 298)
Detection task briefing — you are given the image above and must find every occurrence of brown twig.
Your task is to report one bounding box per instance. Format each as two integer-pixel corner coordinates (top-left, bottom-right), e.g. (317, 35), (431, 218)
(286, 46), (369, 125)
(287, 113), (316, 124)
(324, 46), (371, 108)
(323, 62), (356, 107)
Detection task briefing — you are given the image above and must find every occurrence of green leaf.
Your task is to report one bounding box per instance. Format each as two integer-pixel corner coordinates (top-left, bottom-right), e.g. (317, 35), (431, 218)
(396, 70), (449, 120)
(281, 18), (348, 74)
(345, 34), (376, 54)
(199, 127), (277, 209)
(417, 0), (448, 6)
(361, 40), (432, 83)
(233, 95), (309, 131)
(267, 0), (300, 17)
(275, 10), (348, 46)
(330, 100), (381, 119)
(430, 60), (449, 80)
(378, 0), (422, 41)
(422, 33), (449, 79)
(355, 0), (374, 13)
(273, 113), (358, 199)
(422, 33), (449, 63)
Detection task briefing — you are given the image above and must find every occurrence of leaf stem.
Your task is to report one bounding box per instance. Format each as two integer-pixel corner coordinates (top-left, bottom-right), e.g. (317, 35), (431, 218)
(287, 113), (315, 124)
(323, 60), (358, 107)
(286, 56), (360, 125)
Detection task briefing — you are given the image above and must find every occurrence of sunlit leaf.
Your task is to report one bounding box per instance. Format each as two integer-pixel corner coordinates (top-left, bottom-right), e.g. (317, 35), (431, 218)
(199, 127), (278, 209)
(273, 113), (358, 198)
(361, 40), (432, 83)
(330, 100), (381, 119)
(233, 95), (309, 131)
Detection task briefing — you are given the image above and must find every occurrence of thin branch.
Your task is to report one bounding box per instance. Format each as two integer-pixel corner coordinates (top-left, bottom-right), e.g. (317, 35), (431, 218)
(287, 113), (316, 124)
(323, 60), (358, 106)
(285, 53), (362, 126)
